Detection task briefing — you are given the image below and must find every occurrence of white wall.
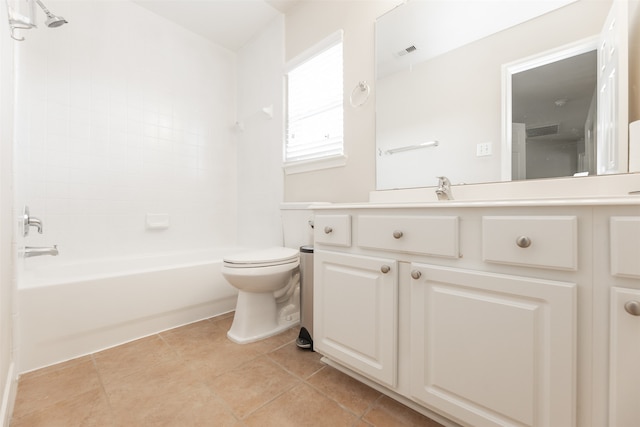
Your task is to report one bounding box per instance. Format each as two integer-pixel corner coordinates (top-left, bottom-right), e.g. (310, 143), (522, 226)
(14, 0), (239, 269)
(284, 0), (399, 203)
(236, 15), (285, 248)
(0, 0), (17, 422)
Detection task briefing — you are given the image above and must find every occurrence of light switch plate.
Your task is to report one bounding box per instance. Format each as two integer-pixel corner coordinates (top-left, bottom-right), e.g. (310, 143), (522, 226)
(476, 142), (492, 156)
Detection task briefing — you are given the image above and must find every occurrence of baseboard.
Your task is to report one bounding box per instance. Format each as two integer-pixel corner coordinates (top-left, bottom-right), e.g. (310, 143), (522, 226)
(0, 362), (17, 427)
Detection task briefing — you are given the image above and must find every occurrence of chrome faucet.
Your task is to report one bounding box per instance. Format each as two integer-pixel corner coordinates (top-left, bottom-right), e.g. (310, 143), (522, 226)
(435, 176), (453, 200)
(24, 245), (59, 258)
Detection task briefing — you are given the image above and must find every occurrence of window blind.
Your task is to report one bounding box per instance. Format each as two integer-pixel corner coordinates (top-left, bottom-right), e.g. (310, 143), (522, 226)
(285, 40), (343, 164)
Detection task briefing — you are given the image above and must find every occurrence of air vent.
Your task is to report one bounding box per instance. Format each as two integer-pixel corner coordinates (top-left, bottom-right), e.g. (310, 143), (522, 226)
(397, 45), (417, 56)
(526, 124), (559, 138)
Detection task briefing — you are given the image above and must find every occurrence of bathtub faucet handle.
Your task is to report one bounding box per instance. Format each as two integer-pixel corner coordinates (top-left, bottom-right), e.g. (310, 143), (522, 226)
(23, 206), (43, 237)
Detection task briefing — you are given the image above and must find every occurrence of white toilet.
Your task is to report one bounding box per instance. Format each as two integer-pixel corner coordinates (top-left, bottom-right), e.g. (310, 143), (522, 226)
(222, 204), (316, 344)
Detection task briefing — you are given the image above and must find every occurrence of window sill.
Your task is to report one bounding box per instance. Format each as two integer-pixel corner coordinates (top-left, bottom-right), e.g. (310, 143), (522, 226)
(283, 154), (347, 175)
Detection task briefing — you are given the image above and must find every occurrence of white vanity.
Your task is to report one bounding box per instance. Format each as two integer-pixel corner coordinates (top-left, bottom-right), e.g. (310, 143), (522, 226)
(311, 197), (640, 427)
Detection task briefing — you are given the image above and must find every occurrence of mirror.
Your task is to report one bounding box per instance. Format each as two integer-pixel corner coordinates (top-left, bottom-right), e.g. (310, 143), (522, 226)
(375, 0), (629, 190)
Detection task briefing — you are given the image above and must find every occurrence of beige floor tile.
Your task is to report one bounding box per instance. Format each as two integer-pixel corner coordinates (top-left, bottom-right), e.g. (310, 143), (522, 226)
(11, 388), (115, 427)
(105, 358), (229, 425)
(18, 356), (92, 380)
(12, 359), (102, 419)
(243, 326), (300, 354)
(173, 332), (263, 381)
(363, 395), (443, 427)
(268, 342), (325, 379)
(243, 382), (358, 427)
(11, 389), (116, 427)
(208, 355), (300, 418)
(10, 313), (446, 427)
(307, 366), (382, 416)
(160, 318), (226, 345)
(93, 334), (178, 386)
(211, 313), (234, 332)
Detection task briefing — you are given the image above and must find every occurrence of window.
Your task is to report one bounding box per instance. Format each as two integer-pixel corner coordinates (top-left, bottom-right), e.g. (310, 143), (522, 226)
(284, 31), (345, 174)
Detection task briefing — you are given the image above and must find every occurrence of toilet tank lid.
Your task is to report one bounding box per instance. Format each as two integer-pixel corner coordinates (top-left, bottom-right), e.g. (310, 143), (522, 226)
(223, 247), (299, 265)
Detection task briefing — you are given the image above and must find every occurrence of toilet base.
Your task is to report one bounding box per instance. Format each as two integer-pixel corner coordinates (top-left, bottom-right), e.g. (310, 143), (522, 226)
(227, 290), (299, 344)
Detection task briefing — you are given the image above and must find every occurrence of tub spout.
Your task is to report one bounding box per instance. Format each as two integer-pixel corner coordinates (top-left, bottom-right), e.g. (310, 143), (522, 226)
(436, 176), (453, 200)
(24, 245), (59, 258)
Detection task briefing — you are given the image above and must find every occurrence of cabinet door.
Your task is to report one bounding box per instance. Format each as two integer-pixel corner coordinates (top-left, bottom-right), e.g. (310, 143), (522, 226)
(410, 263), (576, 427)
(314, 250), (398, 387)
(610, 287), (640, 427)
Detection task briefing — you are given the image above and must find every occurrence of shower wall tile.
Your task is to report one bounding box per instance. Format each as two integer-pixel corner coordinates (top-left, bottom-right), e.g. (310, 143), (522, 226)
(15, 0), (239, 265)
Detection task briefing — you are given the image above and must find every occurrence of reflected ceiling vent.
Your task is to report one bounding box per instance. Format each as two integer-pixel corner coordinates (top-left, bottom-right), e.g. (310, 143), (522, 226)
(526, 124), (559, 138)
(397, 45), (417, 56)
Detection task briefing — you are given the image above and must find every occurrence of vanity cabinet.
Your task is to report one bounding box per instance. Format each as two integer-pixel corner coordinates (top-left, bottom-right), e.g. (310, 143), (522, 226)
(314, 251), (398, 387)
(605, 215), (640, 426)
(409, 264), (575, 427)
(313, 201), (639, 427)
(609, 286), (640, 427)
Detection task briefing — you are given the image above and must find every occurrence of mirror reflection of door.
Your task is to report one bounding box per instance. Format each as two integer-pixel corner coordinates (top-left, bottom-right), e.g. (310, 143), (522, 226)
(511, 50), (597, 180)
(508, 0), (628, 181)
(512, 123), (526, 180)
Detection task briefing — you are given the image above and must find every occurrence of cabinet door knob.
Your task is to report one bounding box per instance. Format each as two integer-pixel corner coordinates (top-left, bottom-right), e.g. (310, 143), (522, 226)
(516, 236), (532, 248)
(380, 265), (391, 274)
(624, 300), (640, 316)
(324, 226), (333, 234)
(410, 270), (422, 280)
(393, 230), (403, 239)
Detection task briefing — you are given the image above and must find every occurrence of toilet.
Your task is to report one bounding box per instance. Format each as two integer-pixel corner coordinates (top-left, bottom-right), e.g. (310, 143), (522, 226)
(222, 204), (316, 344)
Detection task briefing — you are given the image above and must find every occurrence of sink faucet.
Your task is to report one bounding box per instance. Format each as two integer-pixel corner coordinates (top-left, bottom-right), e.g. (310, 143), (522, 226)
(24, 245), (59, 258)
(435, 176), (453, 200)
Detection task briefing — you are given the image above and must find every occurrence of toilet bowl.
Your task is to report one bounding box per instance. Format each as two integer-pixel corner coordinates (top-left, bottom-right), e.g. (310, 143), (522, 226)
(222, 246), (300, 344)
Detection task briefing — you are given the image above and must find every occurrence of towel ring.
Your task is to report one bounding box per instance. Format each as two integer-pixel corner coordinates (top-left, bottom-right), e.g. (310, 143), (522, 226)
(350, 81), (370, 107)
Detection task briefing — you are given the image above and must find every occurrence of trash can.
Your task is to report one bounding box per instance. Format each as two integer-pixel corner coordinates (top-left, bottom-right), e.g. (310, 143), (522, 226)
(296, 245), (314, 350)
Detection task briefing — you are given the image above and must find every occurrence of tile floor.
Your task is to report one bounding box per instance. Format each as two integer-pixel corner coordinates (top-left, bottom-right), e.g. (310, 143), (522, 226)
(10, 312), (445, 427)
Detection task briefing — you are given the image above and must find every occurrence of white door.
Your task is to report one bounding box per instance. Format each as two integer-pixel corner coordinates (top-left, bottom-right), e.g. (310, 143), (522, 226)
(609, 287), (640, 427)
(597, 0), (628, 175)
(512, 122), (527, 180)
(314, 250), (398, 387)
(410, 264), (576, 427)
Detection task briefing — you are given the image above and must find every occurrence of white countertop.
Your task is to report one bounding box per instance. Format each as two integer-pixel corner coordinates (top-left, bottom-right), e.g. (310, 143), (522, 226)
(311, 195), (640, 210)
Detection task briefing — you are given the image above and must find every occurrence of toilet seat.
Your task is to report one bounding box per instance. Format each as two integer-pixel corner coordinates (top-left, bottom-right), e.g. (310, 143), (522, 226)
(223, 247), (299, 268)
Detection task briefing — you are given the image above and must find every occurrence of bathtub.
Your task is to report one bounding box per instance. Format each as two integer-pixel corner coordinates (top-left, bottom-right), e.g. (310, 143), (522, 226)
(17, 249), (241, 373)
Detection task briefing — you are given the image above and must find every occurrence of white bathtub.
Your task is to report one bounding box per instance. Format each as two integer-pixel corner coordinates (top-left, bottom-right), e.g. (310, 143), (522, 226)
(17, 249), (241, 373)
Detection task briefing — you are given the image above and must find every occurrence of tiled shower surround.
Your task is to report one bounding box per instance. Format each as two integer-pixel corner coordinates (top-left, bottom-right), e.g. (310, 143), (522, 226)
(15, 1), (240, 263)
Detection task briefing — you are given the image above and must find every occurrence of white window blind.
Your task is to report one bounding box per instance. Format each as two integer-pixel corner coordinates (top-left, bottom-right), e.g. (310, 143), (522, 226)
(285, 35), (343, 166)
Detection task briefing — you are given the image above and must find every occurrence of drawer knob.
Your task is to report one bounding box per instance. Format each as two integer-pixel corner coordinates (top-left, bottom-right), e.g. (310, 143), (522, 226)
(324, 226), (333, 234)
(624, 300), (640, 316)
(380, 265), (391, 274)
(410, 270), (422, 280)
(393, 230), (403, 239)
(516, 236), (532, 248)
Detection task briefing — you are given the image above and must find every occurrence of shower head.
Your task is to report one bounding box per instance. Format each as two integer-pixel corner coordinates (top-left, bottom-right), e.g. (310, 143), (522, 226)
(34, 0), (68, 28)
(44, 14), (67, 28)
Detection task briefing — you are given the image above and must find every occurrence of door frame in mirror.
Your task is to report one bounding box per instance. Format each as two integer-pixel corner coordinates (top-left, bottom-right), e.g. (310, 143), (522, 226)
(501, 36), (599, 181)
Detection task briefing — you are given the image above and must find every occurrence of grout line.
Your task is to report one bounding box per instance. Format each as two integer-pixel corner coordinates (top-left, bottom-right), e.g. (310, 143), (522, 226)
(89, 354), (117, 423)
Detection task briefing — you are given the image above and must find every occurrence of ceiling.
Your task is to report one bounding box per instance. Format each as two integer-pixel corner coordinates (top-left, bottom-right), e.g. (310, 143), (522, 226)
(132, 0), (299, 51)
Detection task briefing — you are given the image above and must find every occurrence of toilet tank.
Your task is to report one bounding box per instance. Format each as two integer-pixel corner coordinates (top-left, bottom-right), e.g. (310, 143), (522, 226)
(280, 203), (327, 249)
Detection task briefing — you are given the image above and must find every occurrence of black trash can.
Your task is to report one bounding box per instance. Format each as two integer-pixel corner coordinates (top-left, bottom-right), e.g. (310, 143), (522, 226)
(296, 245), (314, 350)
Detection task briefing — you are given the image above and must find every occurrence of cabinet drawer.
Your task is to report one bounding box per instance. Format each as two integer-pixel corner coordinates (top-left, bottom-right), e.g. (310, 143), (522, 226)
(314, 215), (351, 247)
(482, 216), (577, 270)
(610, 217), (640, 278)
(358, 215), (459, 258)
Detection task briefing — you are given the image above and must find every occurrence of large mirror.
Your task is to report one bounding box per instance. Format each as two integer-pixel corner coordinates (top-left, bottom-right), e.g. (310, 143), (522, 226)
(375, 0), (631, 190)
